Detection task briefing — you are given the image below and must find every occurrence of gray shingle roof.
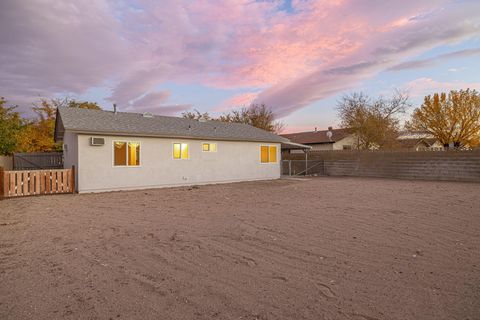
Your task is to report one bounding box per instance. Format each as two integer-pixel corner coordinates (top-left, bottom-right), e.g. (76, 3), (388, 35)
(55, 107), (288, 143)
(281, 128), (351, 144)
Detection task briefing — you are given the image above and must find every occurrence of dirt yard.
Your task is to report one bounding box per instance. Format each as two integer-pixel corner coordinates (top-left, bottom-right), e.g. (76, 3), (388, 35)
(0, 177), (479, 320)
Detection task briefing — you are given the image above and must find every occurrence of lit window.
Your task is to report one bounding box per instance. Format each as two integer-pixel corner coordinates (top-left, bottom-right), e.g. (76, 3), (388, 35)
(261, 145), (277, 163)
(269, 146), (277, 162)
(114, 142), (126, 166)
(202, 143), (217, 152)
(261, 146), (269, 163)
(173, 143), (181, 159)
(128, 142), (140, 166)
(114, 141), (140, 166)
(173, 143), (189, 159)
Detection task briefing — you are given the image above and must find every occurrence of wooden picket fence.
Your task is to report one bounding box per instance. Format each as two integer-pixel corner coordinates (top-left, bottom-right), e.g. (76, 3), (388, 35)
(0, 166), (75, 198)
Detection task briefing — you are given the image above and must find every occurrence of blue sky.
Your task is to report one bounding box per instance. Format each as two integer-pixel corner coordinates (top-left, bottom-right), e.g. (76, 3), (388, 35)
(1, 0), (479, 133)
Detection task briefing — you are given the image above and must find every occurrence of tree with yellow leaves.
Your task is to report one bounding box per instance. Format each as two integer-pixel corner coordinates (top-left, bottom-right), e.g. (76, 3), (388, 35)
(406, 89), (480, 148)
(16, 99), (60, 152)
(7, 98), (101, 154)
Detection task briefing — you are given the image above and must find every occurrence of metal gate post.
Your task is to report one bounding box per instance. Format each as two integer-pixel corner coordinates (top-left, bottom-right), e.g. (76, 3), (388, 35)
(305, 150), (308, 176)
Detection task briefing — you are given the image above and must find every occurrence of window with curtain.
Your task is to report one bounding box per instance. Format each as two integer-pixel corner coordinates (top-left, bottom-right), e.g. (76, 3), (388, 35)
(114, 141), (140, 166)
(173, 143), (189, 159)
(260, 145), (277, 163)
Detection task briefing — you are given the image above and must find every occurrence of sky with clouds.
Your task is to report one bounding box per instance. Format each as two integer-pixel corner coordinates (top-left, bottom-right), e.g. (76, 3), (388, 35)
(1, 0), (479, 133)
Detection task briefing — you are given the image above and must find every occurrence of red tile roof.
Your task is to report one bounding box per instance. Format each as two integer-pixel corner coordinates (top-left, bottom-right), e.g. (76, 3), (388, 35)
(281, 128), (351, 144)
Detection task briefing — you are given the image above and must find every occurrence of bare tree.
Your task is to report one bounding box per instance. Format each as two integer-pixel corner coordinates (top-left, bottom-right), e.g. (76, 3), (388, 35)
(182, 104), (285, 134)
(48, 97), (102, 110)
(219, 104), (285, 133)
(181, 109), (211, 121)
(337, 90), (410, 149)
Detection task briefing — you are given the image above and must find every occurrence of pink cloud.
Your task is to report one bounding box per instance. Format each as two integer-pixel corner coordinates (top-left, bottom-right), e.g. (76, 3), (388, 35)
(404, 78), (480, 97)
(112, 0), (479, 115)
(2, 0), (480, 117)
(215, 92), (259, 112)
(132, 91), (171, 107)
(126, 90), (191, 116)
(252, 1), (480, 117)
(0, 0), (131, 110)
(127, 104), (191, 116)
(280, 125), (317, 135)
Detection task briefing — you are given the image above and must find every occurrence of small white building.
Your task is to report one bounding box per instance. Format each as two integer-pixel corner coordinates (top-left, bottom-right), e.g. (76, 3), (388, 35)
(54, 107), (289, 193)
(396, 131), (444, 151)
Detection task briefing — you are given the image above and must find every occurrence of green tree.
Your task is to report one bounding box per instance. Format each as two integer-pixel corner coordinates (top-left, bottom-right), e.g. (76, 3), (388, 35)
(67, 100), (102, 110)
(406, 89), (480, 148)
(0, 97), (24, 155)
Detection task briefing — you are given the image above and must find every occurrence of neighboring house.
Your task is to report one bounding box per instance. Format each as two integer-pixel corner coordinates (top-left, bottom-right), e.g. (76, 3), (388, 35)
(281, 127), (356, 152)
(282, 128), (446, 152)
(396, 131), (444, 151)
(54, 107), (289, 193)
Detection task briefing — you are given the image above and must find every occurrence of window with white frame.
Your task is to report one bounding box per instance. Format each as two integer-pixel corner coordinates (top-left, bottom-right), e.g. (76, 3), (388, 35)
(114, 141), (140, 166)
(202, 143), (217, 152)
(173, 143), (189, 159)
(260, 145), (277, 163)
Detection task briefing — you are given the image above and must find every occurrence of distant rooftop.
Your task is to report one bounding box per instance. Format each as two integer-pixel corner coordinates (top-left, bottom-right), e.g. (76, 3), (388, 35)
(397, 131), (435, 140)
(281, 128), (351, 144)
(54, 107), (288, 143)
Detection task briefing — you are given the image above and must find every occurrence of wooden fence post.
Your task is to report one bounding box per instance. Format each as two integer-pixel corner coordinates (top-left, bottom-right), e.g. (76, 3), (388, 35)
(71, 165), (75, 194)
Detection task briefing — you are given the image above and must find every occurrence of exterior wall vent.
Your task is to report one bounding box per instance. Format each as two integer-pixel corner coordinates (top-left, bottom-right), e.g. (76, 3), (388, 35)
(90, 137), (105, 146)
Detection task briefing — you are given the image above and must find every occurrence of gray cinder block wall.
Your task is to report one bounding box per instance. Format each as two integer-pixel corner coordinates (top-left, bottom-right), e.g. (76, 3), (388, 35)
(284, 150), (480, 182)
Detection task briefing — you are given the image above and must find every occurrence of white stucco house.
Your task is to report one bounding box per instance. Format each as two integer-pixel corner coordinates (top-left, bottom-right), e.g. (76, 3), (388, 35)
(396, 131), (444, 151)
(54, 107), (294, 193)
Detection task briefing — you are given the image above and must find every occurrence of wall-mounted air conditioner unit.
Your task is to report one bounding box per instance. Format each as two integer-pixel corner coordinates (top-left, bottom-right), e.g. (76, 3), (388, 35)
(90, 137), (105, 146)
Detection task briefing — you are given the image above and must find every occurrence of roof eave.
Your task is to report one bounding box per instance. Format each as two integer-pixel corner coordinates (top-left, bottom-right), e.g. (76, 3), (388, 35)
(64, 129), (285, 144)
(281, 141), (312, 150)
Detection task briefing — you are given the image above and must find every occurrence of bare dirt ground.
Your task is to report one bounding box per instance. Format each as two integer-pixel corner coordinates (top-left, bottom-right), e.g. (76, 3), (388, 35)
(1, 177), (479, 320)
